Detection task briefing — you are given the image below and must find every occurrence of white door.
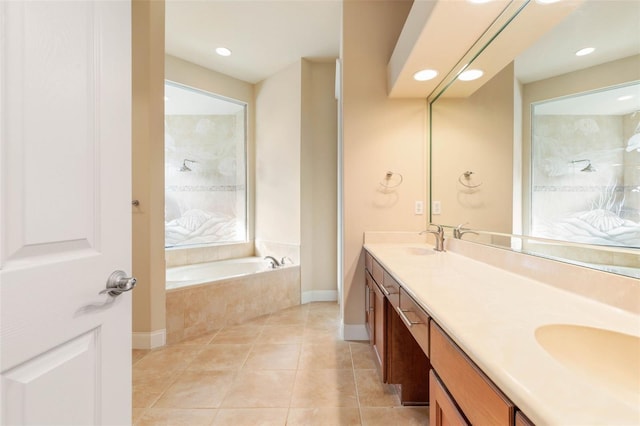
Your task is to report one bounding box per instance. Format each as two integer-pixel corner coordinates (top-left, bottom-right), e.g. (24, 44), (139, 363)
(0, 1), (132, 425)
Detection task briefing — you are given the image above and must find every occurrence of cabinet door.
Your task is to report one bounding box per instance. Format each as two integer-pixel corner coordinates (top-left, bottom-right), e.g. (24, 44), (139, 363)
(365, 272), (375, 344)
(372, 281), (387, 381)
(430, 370), (470, 426)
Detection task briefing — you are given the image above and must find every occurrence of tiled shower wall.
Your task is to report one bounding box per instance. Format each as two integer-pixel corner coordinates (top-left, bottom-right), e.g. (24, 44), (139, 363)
(165, 112), (246, 247)
(532, 112), (640, 247)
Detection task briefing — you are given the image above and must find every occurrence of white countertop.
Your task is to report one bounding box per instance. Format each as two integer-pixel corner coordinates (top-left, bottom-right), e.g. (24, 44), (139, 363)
(363, 242), (640, 426)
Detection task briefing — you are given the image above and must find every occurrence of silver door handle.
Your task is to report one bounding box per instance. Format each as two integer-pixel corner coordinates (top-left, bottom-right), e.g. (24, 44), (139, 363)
(100, 270), (137, 296)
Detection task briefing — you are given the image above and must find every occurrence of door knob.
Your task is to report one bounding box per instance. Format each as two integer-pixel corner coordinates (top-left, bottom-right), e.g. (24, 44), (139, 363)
(100, 270), (137, 296)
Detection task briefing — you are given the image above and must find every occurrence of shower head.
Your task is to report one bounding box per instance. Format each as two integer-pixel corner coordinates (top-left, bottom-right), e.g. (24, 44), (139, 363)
(180, 159), (197, 172)
(581, 162), (596, 172)
(570, 159), (596, 172)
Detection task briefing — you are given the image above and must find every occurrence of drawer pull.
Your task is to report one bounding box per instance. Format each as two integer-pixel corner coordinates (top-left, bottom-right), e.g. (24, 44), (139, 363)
(379, 284), (390, 296)
(396, 307), (421, 328)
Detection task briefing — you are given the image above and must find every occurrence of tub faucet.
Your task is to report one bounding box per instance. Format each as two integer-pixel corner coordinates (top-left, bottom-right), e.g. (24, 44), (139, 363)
(419, 223), (445, 252)
(454, 222), (479, 240)
(264, 256), (281, 268)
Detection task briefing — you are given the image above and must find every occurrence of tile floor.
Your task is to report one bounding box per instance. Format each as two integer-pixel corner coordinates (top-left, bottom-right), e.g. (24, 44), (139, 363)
(133, 302), (429, 425)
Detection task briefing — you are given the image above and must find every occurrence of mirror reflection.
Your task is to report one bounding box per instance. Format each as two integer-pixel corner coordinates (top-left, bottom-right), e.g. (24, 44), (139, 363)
(430, 0), (640, 277)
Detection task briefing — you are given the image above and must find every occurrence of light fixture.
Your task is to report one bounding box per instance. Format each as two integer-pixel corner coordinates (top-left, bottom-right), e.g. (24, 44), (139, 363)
(215, 47), (232, 57)
(458, 69), (484, 81)
(467, 0), (494, 3)
(575, 47), (595, 57)
(413, 69), (438, 81)
(617, 95), (634, 101)
(535, 0), (561, 4)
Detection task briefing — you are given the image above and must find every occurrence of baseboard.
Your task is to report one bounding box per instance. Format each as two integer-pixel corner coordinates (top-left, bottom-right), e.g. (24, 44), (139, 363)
(132, 329), (166, 349)
(341, 323), (369, 341)
(301, 290), (338, 304)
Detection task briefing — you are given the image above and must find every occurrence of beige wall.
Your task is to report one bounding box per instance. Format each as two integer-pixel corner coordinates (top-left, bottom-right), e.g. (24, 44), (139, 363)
(132, 0), (166, 337)
(301, 60), (339, 298)
(341, 0), (427, 335)
(431, 63), (515, 234)
(255, 62), (302, 249)
(255, 59), (338, 301)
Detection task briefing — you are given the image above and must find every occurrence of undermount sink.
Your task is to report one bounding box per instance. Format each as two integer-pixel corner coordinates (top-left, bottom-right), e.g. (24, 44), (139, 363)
(535, 324), (640, 401)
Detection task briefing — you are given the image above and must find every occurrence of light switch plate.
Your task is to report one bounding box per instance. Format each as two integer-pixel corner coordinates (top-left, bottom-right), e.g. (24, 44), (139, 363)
(432, 201), (441, 215)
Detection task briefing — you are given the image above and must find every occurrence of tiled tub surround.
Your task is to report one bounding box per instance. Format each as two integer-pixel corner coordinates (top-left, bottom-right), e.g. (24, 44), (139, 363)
(166, 264), (300, 344)
(363, 233), (639, 425)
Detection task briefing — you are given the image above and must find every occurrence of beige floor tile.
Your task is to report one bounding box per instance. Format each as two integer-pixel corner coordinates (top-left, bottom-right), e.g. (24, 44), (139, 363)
(266, 309), (308, 326)
(187, 344), (252, 371)
(243, 344), (301, 370)
(134, 345), (203, 373)
(290, 369), (358, 408)
(303, 326), (342, 344)
(132, 349), (150, 365)
(133, 390), (163, 409)
(136, 408), (218, 425)
(132, 407), (147, 424)
(211, 408), (288, 425)
(350, 342), (378, 370)
(360, 406), (429, 426)
(211, 325), (263, 344)
(133, 366), (181, 392)
(221, 370), (296, 408)
(173, 330), (219, 346)
(286, 407), (361, 425)
(153, 370), (236, 409)
(257, 325), (305, 344)
(354, 369), (400, 407)
(298, 341), (353, 370)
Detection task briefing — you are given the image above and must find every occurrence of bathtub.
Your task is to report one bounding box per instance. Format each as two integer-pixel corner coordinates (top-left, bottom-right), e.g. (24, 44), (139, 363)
(166, 256), (274, 290)
(165, 256), (301, 344)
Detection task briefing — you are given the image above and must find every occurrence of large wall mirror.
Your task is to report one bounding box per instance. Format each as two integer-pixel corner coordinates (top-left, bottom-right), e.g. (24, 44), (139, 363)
(430, 0), (640, 278)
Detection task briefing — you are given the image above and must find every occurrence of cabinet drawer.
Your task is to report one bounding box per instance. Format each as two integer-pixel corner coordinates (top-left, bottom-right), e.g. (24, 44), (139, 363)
(382, 271), (400, 308)
(398, 288), (429, 355)
(365, 252), (373, 274)
(430, 321), (514, 426)
(371, 257), (384, 285)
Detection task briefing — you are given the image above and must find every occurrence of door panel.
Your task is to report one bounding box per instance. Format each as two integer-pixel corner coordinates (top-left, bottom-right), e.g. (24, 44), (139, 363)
(0, 1), (132, 424)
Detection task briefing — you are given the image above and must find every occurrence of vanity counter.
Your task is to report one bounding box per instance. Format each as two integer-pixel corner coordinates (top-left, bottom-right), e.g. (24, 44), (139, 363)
(363, 242), (640, 425)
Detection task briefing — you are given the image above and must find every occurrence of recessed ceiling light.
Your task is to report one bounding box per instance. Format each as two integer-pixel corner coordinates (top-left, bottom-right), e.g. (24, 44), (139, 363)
(617, 95), (634, 101)
(413, 69), (438, 81)
(535, 0), (561, 4)
(215, 47), (232, 57)
(575, 47), (595, 57)
(458, 69), (484, 81)
(467, 0), (494, 3)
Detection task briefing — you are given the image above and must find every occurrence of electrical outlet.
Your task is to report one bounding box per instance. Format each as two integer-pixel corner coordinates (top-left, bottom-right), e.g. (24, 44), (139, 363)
(432, 201), (442, 215)
(415, 201), (424, 215)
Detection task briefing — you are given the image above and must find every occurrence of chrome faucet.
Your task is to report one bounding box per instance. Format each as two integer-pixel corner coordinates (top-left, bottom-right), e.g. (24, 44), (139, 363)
(420, 223), (445, 252)
(264, 256), (281, 268)
(454, 222), (479, 240)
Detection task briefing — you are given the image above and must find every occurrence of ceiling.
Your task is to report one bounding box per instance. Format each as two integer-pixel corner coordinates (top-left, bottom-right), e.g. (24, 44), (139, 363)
(165, 0), (342, 84)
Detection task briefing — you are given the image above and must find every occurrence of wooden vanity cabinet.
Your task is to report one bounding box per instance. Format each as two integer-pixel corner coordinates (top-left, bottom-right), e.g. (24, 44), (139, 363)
(430, 370), (470, 426)
(515, 411), (535, 426)
(364, 271), (375, 345)
(365, 252), (388, 380)
(430, 321), (515, 425)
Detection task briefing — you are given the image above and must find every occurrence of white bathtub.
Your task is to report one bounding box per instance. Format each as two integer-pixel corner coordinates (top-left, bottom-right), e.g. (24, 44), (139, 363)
(166, 256), (274, 290)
